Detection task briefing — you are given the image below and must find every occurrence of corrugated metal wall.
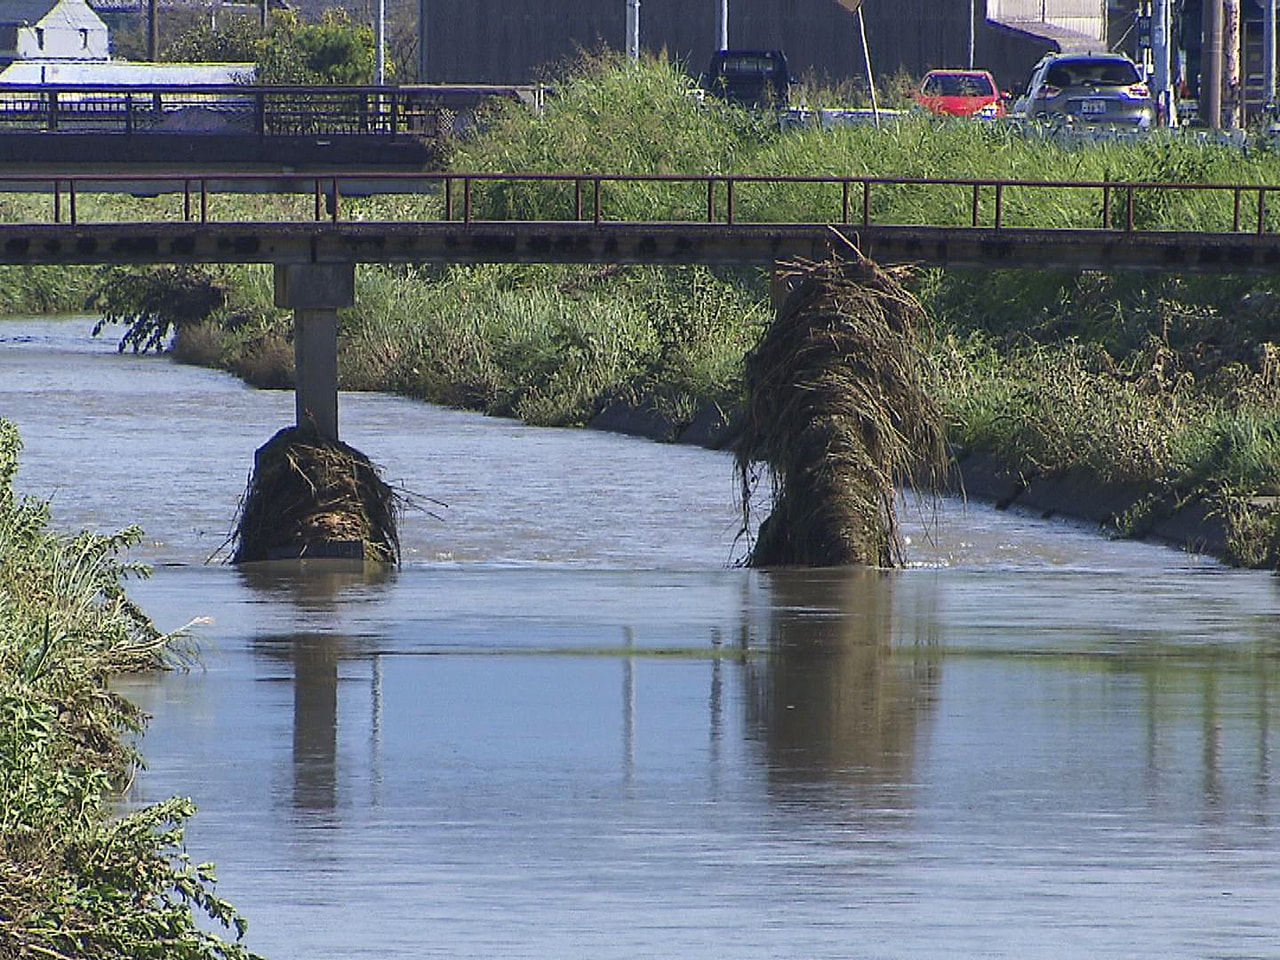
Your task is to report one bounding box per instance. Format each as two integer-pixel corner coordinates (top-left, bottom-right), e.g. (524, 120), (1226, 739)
(419, 0), (1047, 90)
(988, 0), (1106, 41)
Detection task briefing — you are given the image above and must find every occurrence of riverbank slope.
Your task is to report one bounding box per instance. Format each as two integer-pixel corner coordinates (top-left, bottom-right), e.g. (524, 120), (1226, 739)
(0, 419), (257, 959)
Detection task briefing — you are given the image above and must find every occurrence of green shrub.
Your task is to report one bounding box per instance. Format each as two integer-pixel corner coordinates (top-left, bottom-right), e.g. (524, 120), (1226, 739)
(0, 420), (256, 959)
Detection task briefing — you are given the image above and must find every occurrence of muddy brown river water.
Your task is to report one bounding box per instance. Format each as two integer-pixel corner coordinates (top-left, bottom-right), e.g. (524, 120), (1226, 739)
(4, 317), (1280, 959)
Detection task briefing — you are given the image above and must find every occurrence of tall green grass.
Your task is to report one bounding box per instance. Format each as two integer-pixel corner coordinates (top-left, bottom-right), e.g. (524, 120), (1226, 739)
(338, 261), (770, 427)
(0, 419), (256, 959)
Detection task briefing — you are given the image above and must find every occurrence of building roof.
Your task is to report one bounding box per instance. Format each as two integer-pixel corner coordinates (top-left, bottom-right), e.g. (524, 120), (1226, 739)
(0, 0), (105, 28)
(0, 58), (254, 83)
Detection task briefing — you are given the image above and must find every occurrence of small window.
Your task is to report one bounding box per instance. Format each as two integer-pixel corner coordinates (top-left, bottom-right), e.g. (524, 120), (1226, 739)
(80, 27), (88, 48)
(1047, 58), (1140, 88)
(35, 27), (44, 49)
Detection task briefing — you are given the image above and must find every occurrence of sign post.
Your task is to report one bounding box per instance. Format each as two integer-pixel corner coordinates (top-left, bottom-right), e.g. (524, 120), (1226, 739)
(838, 1), (879, 127)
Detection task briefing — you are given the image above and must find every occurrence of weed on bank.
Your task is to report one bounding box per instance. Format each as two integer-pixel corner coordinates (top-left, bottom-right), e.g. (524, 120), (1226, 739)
(0, 419), (256, 959)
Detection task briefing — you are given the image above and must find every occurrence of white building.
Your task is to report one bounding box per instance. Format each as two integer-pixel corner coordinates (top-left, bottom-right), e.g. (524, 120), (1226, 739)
(986, 0), (1107, 48)
(0, 0), (254, 85)
(0, 0), (111, 64)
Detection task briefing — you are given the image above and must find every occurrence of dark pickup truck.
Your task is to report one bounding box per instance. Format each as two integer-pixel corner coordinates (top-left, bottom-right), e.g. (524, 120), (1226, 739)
(703, 49), (791, 108)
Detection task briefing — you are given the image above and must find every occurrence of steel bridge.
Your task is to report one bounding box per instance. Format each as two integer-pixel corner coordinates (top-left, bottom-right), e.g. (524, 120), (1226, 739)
(2, 169), (1280, 273)
(0, 83), (542, 170)
(6, 168), (1279, 443)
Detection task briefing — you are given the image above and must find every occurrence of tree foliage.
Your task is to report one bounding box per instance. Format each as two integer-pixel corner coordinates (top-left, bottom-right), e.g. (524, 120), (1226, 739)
(163, 12), (262, 64)
(162, 8), (377, 84)
(90, 265), (229, 355)
(257, 10), (376, 85)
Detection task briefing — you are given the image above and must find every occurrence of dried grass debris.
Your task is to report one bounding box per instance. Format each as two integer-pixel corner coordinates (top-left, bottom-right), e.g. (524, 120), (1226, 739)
(231, 426), (401, 564)
(736, 245), (946, 567)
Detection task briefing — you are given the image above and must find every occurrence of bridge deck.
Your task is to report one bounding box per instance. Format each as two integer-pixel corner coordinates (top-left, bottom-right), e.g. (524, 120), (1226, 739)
(4, 220), (1280, 273)
(0, 83), (542, 171)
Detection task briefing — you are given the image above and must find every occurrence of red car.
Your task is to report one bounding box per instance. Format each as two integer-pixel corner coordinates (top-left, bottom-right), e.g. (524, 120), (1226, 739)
(916, 69), (1006, 118)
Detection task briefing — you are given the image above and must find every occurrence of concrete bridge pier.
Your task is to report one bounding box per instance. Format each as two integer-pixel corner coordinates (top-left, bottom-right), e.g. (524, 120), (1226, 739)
(273, 262), (355, 441)
(233, 261), (396, 564)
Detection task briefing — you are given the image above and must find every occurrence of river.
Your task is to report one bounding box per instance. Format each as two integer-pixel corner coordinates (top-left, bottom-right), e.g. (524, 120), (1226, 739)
(4, 316), (1279, 960)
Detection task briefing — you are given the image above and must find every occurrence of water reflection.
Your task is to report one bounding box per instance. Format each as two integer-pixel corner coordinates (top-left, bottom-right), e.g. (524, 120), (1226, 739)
(238, 560), (395, 815)
(745, 568), (941, 817)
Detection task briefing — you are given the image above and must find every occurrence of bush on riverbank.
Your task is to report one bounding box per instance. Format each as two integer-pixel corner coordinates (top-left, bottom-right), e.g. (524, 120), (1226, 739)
(0, 419), (257, 959)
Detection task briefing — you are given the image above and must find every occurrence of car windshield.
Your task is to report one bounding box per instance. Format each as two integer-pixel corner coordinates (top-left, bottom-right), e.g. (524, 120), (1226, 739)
(718, 55), (780, 77)
(1044, 58), (1140, 88)
(923, 73), (994, 97)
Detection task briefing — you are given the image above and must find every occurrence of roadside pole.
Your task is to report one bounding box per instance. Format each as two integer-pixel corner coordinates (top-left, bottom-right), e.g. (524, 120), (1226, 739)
(857, 8), (879, 127)
(1202, 0), (1223, 129)
(627, 0), (641, 60)
(719, 0), (729, 51)
(1225, 0), (1241, 128)
(836, 0), (875, 119)
(147, 0), (157, 60)
(1153, 0), (1177, 125)
(376, 0), (386, 84)
(1266, 0), (1277, 111)
(418, 1), (427, 80)
(969, 0), (975, 70)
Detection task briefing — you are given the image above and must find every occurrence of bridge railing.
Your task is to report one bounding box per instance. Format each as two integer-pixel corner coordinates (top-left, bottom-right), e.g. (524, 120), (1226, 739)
(5, 170), (1280, 237)
(0, 84), (531, 139)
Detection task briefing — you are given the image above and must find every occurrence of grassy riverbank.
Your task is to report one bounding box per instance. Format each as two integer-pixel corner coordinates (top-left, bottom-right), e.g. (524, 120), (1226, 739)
(17, 54), (1280, 565)
(0, 419), (256, 959)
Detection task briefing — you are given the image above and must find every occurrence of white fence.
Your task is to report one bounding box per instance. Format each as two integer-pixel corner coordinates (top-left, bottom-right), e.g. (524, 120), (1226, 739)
(987, 0), (1106, 41)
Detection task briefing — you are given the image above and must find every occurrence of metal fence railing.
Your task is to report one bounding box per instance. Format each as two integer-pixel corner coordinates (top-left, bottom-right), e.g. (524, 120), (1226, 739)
(0, 84), (526, 138)
(6, 170), (1280, 239)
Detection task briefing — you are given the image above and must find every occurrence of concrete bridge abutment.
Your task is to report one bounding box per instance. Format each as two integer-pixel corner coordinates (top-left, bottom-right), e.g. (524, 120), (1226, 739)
(274, 262), (355, 442)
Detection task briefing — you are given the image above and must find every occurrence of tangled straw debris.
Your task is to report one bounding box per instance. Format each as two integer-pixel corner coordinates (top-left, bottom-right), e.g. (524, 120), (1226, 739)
(231, 426), (401, 564)
(736, 245), (946, 567)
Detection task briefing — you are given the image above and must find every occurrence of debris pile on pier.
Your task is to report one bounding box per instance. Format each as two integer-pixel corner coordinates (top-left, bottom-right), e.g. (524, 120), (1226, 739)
(736, 246), (946, 567)
(231, 427), (400, 564)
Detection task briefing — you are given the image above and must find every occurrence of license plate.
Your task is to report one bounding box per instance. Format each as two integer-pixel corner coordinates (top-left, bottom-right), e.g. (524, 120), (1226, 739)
(1082, 99), (1107, 114)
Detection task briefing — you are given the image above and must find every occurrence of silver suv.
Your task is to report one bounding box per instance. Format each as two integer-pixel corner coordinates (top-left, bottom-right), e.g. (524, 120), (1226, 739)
(1013, 53), (1155, 128)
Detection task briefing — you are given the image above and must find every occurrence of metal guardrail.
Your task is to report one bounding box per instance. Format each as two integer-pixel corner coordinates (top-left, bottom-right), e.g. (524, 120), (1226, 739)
(0, 84), (534, 139)
(10, 169), (1280, 237)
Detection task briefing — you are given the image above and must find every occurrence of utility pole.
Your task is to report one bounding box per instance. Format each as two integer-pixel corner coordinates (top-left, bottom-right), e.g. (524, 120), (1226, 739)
(375, 0), (386, 84)
(1153, 0), (1176, 125)
(147, 0), (158, 61)
(1202, 0), (1223, 129)
(1225, 0), (1241, 127)
(1267, 0), (1278, 109)
(418, 0), (428, 81)
(968, 0), (975, 69)
(719, 0), (728, 51)
(627, 0), (641, 60)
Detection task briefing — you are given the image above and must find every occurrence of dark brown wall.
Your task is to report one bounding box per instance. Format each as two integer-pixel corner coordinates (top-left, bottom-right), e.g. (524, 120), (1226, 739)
(978, 21), (1061, 93)
(420, 0), (1041, 88)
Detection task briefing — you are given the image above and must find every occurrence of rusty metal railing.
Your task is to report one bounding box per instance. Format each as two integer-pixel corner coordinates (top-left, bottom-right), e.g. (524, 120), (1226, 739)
(12, 170), (1280, 237)
(0, 83), (531, 139)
